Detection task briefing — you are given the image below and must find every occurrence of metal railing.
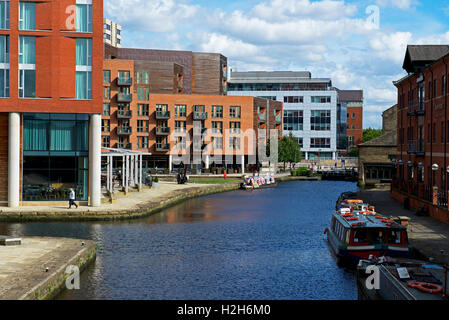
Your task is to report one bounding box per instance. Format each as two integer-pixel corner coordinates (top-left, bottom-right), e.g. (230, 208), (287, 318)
(438, 189), (448, 207)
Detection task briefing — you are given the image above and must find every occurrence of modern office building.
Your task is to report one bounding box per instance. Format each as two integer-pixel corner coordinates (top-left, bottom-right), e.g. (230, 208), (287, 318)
(336, 89), (364, 151)
(105, 44), (227, 96)
(0, 0), (103, 207)
(103, 18), (121, 48)
(392, 44), (449, 224)
(228, 71), (338, 160)
(102, 59), (282, 170)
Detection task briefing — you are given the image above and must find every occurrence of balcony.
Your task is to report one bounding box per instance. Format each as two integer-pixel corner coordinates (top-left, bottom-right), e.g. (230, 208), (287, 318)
(117, 143), (132, 150)
(416, 102), (425, 116)
(258, 113), (266, 121)
(407, 139), (425, 156)
(193, 111), (208, 120)
(117, 93), (132, 102)
(174, 128), (187, 134)
(156, 144), (170, 152)
(117, 77), (133, 86)
(155, 111), (170, 119)
(117, 110), (132, 118)
(156, 127), (171, 135)
(229, 128), (241, 135)
(275, 115), (282, 123)
(117, 127), (132, 135)
(211, 128), (223, 135)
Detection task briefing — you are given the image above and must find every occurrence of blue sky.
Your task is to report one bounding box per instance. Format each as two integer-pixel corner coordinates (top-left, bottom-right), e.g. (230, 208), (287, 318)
(104, 0), (449, 129)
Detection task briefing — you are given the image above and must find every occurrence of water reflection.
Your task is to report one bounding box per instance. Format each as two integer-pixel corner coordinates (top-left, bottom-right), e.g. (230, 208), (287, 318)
(0, 181), (358, 300)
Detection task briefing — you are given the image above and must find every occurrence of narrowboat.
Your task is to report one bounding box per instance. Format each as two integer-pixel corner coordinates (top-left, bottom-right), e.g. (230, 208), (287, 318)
(240, 175), (278, 190)
(335, 191), (358, 209)
(357, 256), (449, 300)
(325, 204), (412, 267)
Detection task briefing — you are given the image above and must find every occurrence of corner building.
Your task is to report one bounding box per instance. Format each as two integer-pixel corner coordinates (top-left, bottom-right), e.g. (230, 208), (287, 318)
(0, 0), (103, 207)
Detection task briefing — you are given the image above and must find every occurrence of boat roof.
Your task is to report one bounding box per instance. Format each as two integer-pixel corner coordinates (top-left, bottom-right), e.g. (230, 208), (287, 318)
(333, 210), (406, 229)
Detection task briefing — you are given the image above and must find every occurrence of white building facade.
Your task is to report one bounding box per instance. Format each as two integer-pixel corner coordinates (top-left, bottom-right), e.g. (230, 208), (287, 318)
(228, 71), (338, 160)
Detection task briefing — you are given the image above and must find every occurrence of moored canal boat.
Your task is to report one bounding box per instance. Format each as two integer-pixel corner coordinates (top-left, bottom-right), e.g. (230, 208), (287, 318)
(240, 175), (278, 190)
(325, 204), (412, 267)
(356, 256), (449, 300)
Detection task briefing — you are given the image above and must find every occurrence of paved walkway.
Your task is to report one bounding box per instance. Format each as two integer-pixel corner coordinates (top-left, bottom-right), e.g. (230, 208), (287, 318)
(359, 188), (449, 265)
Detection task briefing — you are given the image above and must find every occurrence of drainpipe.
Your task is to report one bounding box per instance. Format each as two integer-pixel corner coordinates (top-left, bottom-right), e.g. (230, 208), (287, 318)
(430, 68), (434, 187)
(444, 58), (448, 192)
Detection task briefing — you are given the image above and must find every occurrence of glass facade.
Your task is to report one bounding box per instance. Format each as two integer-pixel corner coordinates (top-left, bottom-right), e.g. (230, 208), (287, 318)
(0, 34), (9, 98)
(22, 114), (89, 202)
(336, 102), (347, 150)
(76, 38), (92, 100)
(283, 110), (303, 131)
(228, 82), (329, 91)
(310, 110), (331, 131)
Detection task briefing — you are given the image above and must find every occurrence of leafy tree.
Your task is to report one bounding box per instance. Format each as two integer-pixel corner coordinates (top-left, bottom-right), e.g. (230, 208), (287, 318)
(363, 128), (383, 143)
(348, 148), (359, 157)
(278, 134), (302, 170)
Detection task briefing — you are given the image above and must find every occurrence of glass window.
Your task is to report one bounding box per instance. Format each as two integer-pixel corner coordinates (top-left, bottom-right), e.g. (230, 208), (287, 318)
(0, 34), (8, 63)
(310, 110), (331, 131)
(175, 105), (186, 117)
(283, 110), (304, 131)
(102, 103), (110, 116)
(76, 38), (92, 67)
(137, 87), (149, 101)
(283, 96), (303, 103)
(175, 120), (186, 132)
(76, 4), (92, 33)
(311, 96), (331, 103)
(137, 104), (149, 116)
(230, 106), (241, 118)
(102, 136), (110, 148)
(310, 138), (330, 148)
(19, 69), (35, 98)
(0, 1), (10, 29)
(76, 38), (92, 100)
(137, 120), (148, 132)
(136, 72), (149, 84)
(19, 1), (35, 31)
(137, 136), (148, 149)
(19, 36), (35, 64)
(212, 105), (223, 118)
(103, 70), (110, 83)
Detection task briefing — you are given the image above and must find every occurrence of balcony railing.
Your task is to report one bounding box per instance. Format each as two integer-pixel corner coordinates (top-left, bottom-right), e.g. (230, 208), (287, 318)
(229, 128), (241, 134)
(156, 144), (170, 152)
(407, 139), (425, 155)
(117, 77), (133, 86)
(193, 112), (208, 120)
(117, 93), (132, 102)
(117, 143), (132, 150)
(117, 110), (132, 118)
(155, 111), (170, 119)
(438, 189), (448, 207)
(174, 128), (187, 134)
(275, 115), (282, 122)
(156, 127), (170, 135)
(258, 113), (266, 121)
(407, 100), (425, 116)
(117, 127), (132, 135)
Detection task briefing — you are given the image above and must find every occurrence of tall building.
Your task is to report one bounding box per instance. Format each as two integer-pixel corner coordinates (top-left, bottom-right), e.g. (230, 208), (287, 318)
(102, 59), (282, 170)
(0, 0), (103, 207)
(228, 71), (338, 160)
(336, 89), (364, 151)
(392, 44), (449, 224)
(104, 44), (227, 96)
(103, 18), (121, 48)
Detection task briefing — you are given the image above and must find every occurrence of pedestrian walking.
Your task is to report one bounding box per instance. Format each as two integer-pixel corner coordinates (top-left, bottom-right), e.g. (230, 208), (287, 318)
(68, 188), (78, 209)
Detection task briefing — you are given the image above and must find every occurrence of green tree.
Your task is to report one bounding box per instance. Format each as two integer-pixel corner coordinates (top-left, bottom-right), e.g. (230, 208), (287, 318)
(278, 134), (302, 170)
(363, 128), (383, 143)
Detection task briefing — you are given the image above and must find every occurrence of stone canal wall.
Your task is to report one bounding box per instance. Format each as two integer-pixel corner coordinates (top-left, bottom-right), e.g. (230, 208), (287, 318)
(0, 237), (96, 300)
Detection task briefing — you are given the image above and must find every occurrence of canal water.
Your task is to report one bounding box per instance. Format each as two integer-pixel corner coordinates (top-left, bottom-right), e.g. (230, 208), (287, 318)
(0, 180), (358, 300)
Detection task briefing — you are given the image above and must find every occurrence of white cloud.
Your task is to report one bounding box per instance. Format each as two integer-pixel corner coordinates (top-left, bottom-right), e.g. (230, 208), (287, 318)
(369, 31), (412, 64)
(375, 0), (419, 10)
(104, 0), (199, 33)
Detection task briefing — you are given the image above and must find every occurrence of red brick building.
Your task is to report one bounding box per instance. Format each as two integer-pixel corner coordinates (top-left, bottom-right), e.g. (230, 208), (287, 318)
(0, 0), (103, 207)
(392, 45), (449, 224)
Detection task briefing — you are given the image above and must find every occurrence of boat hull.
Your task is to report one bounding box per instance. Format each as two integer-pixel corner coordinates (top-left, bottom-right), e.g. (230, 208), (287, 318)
(240, 182), (278, 190)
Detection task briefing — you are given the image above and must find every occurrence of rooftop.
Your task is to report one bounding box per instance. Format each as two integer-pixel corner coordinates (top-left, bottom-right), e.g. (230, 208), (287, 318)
(228, 70), (331, 84)
(335, 88), (363, 102)
(402, 45), (449, 73)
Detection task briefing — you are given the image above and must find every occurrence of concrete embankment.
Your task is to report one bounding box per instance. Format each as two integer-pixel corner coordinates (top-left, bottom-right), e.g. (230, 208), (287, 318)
(358, 188), (449, 265)
(0, 237), (96, 300)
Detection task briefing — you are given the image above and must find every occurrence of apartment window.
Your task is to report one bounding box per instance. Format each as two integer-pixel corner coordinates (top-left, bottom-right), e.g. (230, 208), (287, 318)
(310, 138), (330, 148)
(136, 72), (149, 84)
(102, 136), (110, 148)
(443, 75), (447, 96)
(310, 110), (331, 131)
(137, 136), (148, 149)
(352, 113), (355, 118)
(137, 104), (149, 116)
(0, 35), (9, 98)
(103, 33), (111, 40)
(297, 138), (303, 148)
(175, 104), (186, 117)
(137, 87), (149, 101)
(137, 120), (149, 133)
(230, 106), (241, 118)
(229, 121), (241, 134)
(311, 96), (331, 103)
(104, 23), (110, 30)
(283, 96), (303, 103)
(175, 120), (186, 133)
(19, 1), (35, 31)
(348, 136), (354, 148)
(76, 38), (92, 100)
(212, 105), (223, 118)
(283, 110), (303, 131)
(76, 2), (93, 33)
(211, 136), (222, 149)
(103, 86), (110, 100)
(0, 1), (10, 29)
(211, 121), (222, 133)
(229, 137), (241, 150)
(18, 36), (35, 98)
(118, 70), (130, 81)
(117, 136), (127, 149)
(101, 119), (110, 133)
(103, 70), (110, 83)
(102, 103), (110, 116)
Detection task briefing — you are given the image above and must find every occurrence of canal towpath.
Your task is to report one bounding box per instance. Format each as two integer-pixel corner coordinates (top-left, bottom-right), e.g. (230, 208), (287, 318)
(358, 188), (449, 265)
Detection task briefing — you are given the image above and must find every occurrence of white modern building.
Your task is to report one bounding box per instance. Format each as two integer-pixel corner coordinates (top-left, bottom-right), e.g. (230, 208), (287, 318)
(228, 71), (338, 160)
(103, 18), (122, 48)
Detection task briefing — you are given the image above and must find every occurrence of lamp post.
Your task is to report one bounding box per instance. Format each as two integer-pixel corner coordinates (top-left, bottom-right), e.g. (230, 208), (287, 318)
(432, 164), (439, 187)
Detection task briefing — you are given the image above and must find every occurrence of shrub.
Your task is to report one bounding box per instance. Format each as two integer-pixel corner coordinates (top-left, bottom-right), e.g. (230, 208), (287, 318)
(291, 170), (297, 176)
(296, 167), (310, 176)
(153, 176), (159, 183)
